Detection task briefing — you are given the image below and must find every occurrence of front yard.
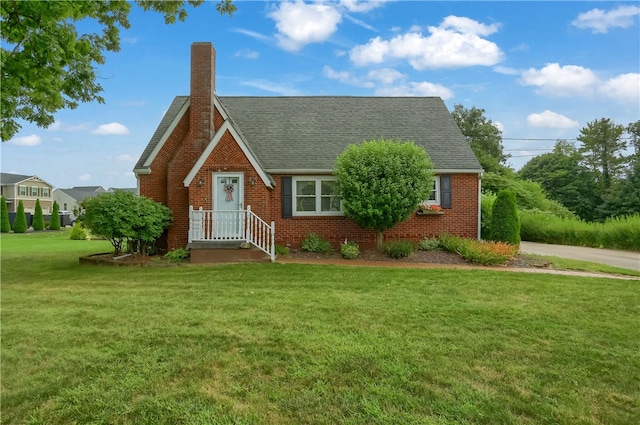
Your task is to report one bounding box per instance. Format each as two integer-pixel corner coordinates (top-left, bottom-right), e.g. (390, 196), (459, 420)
(1, 231), (639, 424)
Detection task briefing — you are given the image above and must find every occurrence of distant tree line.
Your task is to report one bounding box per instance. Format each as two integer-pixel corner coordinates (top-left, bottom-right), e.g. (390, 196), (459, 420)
(453, 104), (640, 222)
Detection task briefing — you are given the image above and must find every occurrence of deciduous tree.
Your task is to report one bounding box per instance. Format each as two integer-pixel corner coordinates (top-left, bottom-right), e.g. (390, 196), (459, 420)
(1, 0), (235, 141)
(334, 139), (434, 248)
(452, 104), (509, 174)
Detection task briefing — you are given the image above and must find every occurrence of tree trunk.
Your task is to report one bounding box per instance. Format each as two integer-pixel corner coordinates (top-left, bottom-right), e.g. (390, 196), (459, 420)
(376, 231), (384, 250)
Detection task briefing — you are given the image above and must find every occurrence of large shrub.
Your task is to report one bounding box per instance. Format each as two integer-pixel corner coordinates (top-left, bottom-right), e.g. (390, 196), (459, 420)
(80, 191), (172, 255)
(32, 199), (45, 230)
(334, 139), (434, 248)
(1, 195), (10, 233)
(12, 200), (27, 233)
(491, 190), (520, 245)
(49, 201), (61, 230)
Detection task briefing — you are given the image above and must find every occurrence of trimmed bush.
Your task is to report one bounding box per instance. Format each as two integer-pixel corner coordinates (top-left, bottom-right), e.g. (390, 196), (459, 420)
(491, 190), (520, 245)
(49, 201), (61, 230)
(12, 201), (27, 233)
(340, 240), (360, 259)
(301, 233), (332, 253)
(382, 240), (414, 258)
(1, 195), (10, 233)
(275, 244), (291, 256)
(69, 223), (87, 240)
(165, 248), (190, 261)
(417, 237), (440, 251)
(32, 199), (45, 231)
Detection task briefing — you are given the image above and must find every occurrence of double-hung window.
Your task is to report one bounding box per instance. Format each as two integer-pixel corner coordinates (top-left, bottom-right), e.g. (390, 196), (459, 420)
(18, 185), (27, 196)
(42, 187), (50, 197)
(426, 176), (441, 205)
(293, 177), (342, 216)
(31, 186), (39, 196)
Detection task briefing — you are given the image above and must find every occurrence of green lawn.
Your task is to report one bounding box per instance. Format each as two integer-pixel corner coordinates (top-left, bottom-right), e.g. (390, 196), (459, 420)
(1, 231), (639, 424)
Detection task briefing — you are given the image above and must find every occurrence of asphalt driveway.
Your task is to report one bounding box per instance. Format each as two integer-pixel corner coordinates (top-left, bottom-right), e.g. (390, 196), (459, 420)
(520, 241), (640, 272)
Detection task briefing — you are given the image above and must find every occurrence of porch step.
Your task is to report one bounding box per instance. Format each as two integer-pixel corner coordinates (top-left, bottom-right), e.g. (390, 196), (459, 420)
(189, 242), (271, 264)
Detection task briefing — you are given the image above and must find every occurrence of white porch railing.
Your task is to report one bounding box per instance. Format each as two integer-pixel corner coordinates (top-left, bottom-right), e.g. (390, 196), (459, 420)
(188, 205), (275, 262)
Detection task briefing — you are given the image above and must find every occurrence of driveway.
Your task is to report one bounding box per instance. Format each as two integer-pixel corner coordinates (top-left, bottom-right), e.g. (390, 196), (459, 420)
(520, 241), (640, 272)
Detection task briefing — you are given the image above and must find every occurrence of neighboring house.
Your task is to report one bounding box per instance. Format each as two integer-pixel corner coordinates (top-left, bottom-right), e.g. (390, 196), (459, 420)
(0, 172), (54, 214)
(107, 187), (138, 194)
(134, 42), (483, 257)
(53, 186), (106, 213)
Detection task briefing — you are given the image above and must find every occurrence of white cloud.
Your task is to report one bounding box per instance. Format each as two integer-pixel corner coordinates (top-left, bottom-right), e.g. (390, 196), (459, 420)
(9, 134), (41, 146)
(122, 37), (139, 44)
(234, 48), (259, 59)
(598, 73), (640, 104)
(349, 15), (503, 69)
(48, 121), (62, 131)
(571, 5), (640, 33)
(519, 64), (639, 104)
(78, 174), (91, 182)
(375, 81), (454, 99)
(91, 122), (130, 135)
(339, 0), (388, 13)
(231, 28), (271, 42)
(527, 111), (579, 129)
(241, 79), (303, 96)
(323, 66), (374, 87)
(519, 63), (599, 97)
(269, 1), (342, 52)
(493, 66), (519, 76)
(368, 68), (406, 84)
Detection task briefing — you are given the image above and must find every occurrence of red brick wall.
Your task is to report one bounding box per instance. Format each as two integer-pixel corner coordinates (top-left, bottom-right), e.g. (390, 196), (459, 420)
(269, 173), (479, 249)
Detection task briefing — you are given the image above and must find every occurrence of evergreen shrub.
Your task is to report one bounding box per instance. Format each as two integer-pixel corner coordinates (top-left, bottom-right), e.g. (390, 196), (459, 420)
(50, 201), (61, 230)
(12, 201), (27, 233)
(32, 199), (45, 230)
(491, 190), (520, 245)
(70, 223), (87, 240)
(1, 196), (10, 233)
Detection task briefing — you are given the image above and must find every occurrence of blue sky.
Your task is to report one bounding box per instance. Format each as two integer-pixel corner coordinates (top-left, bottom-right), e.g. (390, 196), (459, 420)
(2, 0), (639, 189)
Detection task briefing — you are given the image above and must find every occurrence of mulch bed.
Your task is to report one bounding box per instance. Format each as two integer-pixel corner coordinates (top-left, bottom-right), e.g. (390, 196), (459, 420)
(80, 249), (546, 268)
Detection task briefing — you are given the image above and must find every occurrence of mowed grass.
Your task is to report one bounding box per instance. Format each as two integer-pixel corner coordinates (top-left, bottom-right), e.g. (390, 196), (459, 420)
(1, 231), (639, 424)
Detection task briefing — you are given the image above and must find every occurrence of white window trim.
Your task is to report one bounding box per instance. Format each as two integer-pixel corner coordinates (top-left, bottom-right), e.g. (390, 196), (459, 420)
(292, 177), (343, 216)
(30, 186), (39, 197)
(425, 176), (441, 205)
(18, 185), (27, 196)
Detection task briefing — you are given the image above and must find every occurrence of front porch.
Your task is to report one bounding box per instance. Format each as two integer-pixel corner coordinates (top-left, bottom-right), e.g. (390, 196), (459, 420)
(188, 205), (275, 262)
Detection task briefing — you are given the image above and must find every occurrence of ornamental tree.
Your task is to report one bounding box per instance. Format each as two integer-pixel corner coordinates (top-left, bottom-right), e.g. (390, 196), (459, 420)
(32, 198), (45, 230)
(1, 196), (10, 232)
(1, 0), (236, 140)
(334, 139), (434, 248)
(50, 200), (61, 230)
(80, 190), (172, 255)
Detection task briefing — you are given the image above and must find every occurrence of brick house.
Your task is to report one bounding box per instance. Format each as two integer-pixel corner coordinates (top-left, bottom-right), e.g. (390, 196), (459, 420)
(134, 42), (483, 261)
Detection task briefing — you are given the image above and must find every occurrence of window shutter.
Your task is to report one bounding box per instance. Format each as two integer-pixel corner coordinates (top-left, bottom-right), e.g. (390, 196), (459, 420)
(281, 176), (292, 218)
(440, 175), (452, 209)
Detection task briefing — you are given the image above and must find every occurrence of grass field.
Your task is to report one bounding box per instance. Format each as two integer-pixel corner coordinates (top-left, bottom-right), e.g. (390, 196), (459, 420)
(1, 230), (639, 424)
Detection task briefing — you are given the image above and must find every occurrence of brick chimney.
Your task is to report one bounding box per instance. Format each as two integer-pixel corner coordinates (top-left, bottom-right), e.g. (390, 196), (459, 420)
(189, 42), (216, 149)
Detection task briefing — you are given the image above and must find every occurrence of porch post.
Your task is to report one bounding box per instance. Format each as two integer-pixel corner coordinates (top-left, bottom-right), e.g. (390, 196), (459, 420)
(270, 220), (275, 262)
(188, 205), (193, 243)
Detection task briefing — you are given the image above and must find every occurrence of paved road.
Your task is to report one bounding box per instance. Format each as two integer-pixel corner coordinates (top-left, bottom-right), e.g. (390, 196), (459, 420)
(520, 241), (640, 272)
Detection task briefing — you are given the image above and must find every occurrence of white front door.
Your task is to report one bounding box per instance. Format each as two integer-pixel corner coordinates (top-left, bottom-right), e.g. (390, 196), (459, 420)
(213, 173), (244, 239)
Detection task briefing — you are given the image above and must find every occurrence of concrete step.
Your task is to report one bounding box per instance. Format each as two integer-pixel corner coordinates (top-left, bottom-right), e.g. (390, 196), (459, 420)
(189, 242), (271, 264)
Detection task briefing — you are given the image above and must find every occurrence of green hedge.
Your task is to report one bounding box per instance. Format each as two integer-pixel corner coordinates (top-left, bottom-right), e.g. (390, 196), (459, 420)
(520, 212), (640, 251)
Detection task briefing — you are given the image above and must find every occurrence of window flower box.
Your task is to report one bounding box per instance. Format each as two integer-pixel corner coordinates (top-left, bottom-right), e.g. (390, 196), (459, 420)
(417, 203), (444, 215)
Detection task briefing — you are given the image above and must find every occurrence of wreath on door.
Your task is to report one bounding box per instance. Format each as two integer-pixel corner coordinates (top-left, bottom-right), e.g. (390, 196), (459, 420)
(223, 183), (235, 202)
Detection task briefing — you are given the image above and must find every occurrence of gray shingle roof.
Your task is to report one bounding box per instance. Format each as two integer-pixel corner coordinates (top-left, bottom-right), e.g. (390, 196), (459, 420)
(1, 172), (34, 185)
(219, 96), (481, 171)
(136, 96), (482, 174)
(55, 187), (105, 203)
(134, 96), (189, 171)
